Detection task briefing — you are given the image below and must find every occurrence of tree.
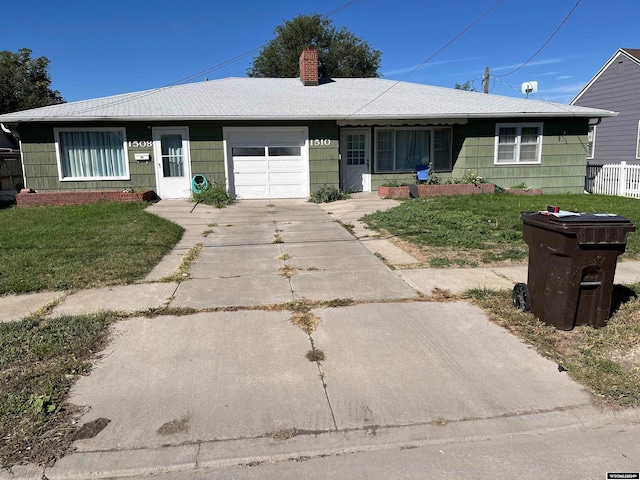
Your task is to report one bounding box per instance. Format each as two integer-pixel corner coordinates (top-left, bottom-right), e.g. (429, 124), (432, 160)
(248, 14), (381, 79)
(454, 80), (478, 92)
(0, 48), (65, 114)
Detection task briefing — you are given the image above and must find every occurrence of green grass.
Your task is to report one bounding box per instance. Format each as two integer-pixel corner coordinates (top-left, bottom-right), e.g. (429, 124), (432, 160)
(0, 202), (184, 294)
(361, 193), (640, 265)
(0, 312), (120, 467)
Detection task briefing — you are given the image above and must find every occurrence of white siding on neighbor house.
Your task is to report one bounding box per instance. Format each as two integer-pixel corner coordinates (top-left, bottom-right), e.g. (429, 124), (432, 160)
(572, 51), (640, 165)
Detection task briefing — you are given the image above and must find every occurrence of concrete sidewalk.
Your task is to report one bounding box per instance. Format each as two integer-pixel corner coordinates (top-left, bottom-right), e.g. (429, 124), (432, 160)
(2, 195), (640, 480)
(41, 302), (637, 480)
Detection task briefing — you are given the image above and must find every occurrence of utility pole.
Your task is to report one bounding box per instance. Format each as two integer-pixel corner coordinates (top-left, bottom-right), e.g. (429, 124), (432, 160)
(482, 66), (490, 94)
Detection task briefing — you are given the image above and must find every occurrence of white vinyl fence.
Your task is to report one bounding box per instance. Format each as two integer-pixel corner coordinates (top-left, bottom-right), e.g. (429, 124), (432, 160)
(591, 162), (640, 198)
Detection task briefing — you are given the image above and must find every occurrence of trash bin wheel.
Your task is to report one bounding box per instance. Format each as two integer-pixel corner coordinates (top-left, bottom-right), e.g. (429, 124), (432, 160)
(512, 283), (530, 312)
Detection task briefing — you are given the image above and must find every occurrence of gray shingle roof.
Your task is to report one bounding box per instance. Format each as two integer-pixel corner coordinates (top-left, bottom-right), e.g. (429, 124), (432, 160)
(0, 77), (615, 123)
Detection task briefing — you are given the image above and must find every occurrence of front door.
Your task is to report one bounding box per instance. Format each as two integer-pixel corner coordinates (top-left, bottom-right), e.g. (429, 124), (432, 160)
(341, 129), (370, 192)
(153, 127), (192, 199)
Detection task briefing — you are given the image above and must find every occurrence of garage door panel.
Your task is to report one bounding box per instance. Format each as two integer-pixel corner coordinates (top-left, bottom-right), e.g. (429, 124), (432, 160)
(239, 185), (269, 197)
(234, 158), (267, 174)
(269, 185), (306, 197)
(267, 131), (305, 145)
(269, 172), (304, 184)
(236, 172), (267, 184)
(268, 158), (302, 171)
(227, 128), (308, 199)
(228, 131), (268, 145)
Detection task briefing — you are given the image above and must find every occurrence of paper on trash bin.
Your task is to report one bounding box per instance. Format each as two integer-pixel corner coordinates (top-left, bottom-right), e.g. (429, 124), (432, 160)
(539, 210), (580, 217)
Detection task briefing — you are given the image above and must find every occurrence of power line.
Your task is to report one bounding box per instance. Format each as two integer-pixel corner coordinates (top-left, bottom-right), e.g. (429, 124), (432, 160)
(343, 0), (505, 119)
(321, 0), (360, 18)
(70, 0), (361, 116)
(494, 0), (582, 78)
(491, 76), (574, 112)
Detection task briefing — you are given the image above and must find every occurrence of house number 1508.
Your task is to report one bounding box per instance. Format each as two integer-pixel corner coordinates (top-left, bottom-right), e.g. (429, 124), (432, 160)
(311, 139), (331, 146)
(128, 140), (153, 148)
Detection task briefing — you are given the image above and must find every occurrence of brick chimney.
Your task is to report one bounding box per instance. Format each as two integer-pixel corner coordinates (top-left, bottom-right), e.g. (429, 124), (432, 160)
(299, 48), (319, 86)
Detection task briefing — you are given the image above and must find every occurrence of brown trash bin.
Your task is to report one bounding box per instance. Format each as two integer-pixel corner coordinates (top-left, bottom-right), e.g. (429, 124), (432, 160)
(518, 212), (636, 330)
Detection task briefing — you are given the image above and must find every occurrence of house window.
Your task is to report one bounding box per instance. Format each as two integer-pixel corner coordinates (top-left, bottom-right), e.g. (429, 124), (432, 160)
(374, 127), (452, 172)
(494, 123), (543, 165)
(587, 125), (596, 159)
(55, 128), (129, 180)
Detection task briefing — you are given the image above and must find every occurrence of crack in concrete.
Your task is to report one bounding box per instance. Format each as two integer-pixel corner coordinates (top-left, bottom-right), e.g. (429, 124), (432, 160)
(194, 441), (201, 468)
(72, 403), (595, 456)
(268, 205), (298, 301)
(308, 334), (339, 432)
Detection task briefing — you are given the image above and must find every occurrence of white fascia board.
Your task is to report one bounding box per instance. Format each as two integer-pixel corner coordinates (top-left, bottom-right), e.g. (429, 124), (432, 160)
(465, 110), (618, 118)
(570, 49), (638, 105)
(0, 110), (617, 123)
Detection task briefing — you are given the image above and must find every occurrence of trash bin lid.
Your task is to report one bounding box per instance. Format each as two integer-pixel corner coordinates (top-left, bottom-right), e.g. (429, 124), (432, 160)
(520, 212), (636, 244)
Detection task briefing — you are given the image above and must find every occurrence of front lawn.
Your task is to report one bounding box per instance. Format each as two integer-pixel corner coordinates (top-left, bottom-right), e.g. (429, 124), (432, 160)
(0, 312), (120, 467)
(361, 193), (640, 267)
(0, 202), (184, 295)
(362, 192), (640, 408)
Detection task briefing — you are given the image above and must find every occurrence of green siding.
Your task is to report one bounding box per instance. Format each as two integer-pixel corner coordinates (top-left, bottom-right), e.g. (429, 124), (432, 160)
(18, 118), (590, 196)
(308, 124), (339, 193)
(19, 123), (156, 192)
(370, 174), (416, 189)
(453, 119), (590, 194)
(369, 118), (590, 193)
(188, 124), (225, 185)
(19, 121), (340, 196)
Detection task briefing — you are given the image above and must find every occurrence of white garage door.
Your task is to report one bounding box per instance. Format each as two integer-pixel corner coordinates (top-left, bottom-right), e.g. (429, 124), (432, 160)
(225, 128), (309, 199)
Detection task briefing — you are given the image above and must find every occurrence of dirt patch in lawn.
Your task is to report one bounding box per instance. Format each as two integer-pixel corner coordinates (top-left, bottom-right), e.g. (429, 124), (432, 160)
(386, 233), (527, 269)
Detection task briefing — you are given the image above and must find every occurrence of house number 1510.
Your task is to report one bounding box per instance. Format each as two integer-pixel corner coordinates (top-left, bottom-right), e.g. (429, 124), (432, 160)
(311, 139), (331, 146)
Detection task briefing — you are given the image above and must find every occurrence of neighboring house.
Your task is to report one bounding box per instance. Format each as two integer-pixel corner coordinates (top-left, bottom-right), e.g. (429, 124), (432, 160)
(0, 49), (614, 199)
(0, 126), (23, 194)
(571, 48), (640, 166)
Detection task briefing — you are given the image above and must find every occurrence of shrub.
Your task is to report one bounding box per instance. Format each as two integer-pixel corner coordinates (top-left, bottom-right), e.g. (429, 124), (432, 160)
(192, 181), (235, 208)
(438, 170), (485, 186)
(380, 179), (402, 187)
(309, 185), (350, 203)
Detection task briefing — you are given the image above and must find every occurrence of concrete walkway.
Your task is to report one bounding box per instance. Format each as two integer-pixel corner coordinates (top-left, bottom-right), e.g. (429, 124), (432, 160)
(2, 194), (640, 480)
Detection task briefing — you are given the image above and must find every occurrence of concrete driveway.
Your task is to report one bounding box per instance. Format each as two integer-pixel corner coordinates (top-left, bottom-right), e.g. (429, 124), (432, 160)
(171, 200), (417, 308)
(32, 198), (617, 479)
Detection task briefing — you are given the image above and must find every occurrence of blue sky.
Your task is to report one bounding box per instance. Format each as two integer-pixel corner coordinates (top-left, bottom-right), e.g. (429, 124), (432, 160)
(4, 0), (639, 104)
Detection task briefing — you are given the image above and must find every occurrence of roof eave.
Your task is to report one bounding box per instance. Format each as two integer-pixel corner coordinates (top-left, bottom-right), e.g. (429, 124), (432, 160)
(571, 48), (640, 105)
(0, 110), (617, 123)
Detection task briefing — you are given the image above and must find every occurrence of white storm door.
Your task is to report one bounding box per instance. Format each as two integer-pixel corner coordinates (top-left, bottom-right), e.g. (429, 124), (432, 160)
(341, 129), (370, 192)
(153, 127), (192, 199)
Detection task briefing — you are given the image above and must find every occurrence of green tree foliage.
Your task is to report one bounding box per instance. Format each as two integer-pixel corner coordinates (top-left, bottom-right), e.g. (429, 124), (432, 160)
(0, 48), (65, 114)
(454, 80), (478, 92)
(248, 14), (381, 79)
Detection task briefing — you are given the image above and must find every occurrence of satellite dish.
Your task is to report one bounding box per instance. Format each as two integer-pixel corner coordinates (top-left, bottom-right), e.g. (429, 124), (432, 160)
(521, 81), (538, 98)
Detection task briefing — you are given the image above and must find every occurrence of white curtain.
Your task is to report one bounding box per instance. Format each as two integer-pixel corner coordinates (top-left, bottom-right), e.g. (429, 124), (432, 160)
(60, 131), (126, 178)
(162, 134), (184, 177)
(497, 127), (517, 162)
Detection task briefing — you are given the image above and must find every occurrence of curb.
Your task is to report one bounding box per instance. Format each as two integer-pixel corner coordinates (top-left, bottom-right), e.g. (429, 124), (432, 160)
(21, 405), (636, 480)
